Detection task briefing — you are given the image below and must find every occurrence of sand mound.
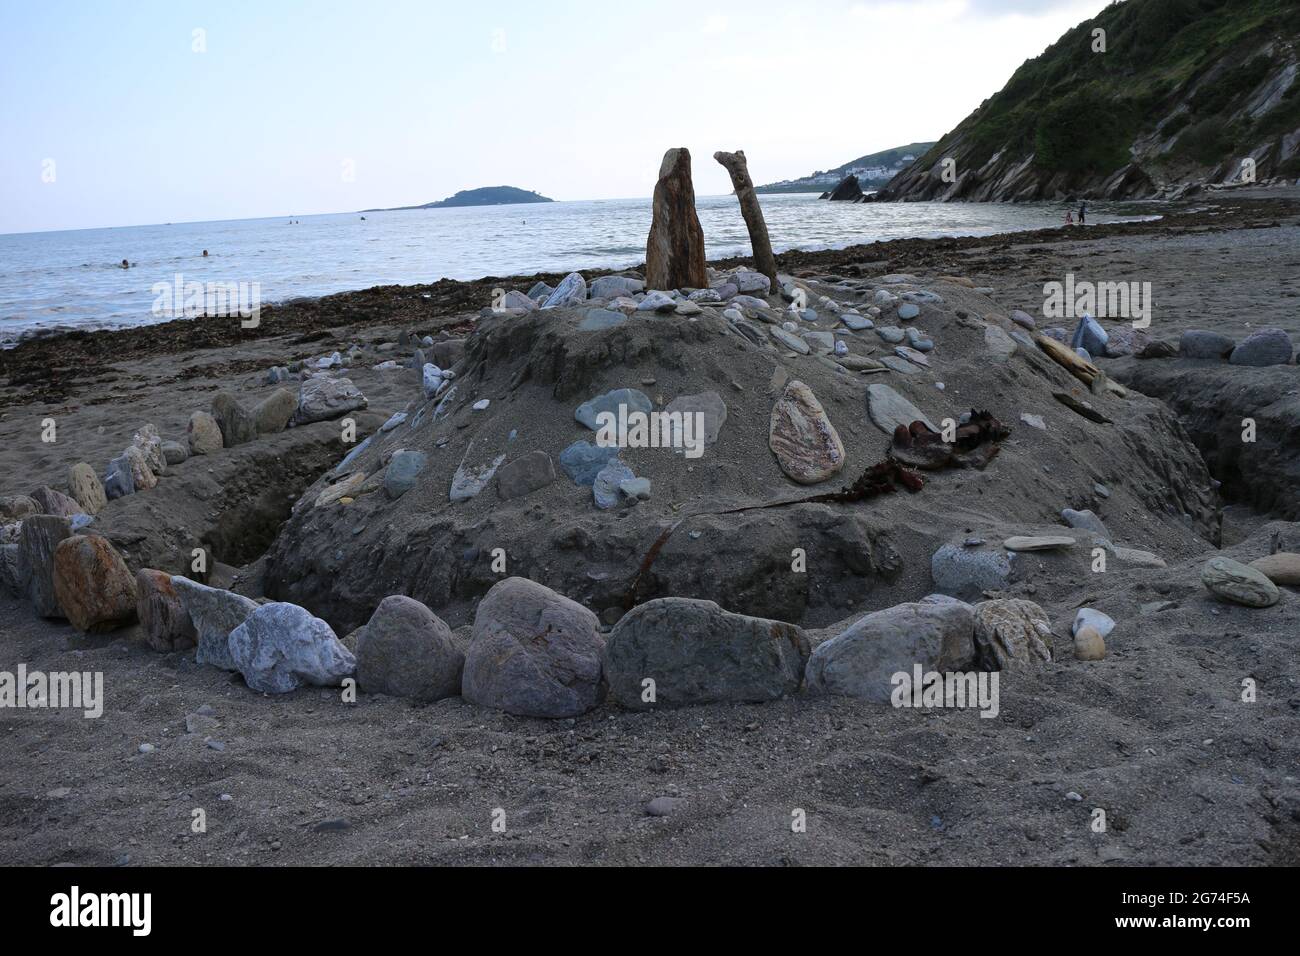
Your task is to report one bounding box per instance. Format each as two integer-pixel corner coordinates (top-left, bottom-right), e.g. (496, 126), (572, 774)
(262, 273), (1220, 635)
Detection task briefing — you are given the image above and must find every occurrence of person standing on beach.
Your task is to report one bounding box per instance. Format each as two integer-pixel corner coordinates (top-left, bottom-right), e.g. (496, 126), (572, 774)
(1079, 201), (1087, 225)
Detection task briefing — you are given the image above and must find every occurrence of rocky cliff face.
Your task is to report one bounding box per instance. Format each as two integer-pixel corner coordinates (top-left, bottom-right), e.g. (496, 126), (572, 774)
(877, 0), (1300, 202)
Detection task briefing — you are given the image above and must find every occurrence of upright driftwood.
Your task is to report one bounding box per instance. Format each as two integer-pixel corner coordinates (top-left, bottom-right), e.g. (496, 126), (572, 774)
(645, 148), (707, 291)
(713, 149), (778, 289)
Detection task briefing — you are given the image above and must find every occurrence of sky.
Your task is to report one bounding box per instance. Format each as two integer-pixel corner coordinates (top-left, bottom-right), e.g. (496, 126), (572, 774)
(0, 0), (1113, 234)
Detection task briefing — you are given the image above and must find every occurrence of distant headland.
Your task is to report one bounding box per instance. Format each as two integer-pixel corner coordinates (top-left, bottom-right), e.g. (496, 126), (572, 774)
(364, 186), (554, 212)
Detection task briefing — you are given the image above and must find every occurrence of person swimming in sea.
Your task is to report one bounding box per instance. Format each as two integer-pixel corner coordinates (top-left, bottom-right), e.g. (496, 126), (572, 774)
(120, 258), (130, 269)
(202, 249), (209, 257)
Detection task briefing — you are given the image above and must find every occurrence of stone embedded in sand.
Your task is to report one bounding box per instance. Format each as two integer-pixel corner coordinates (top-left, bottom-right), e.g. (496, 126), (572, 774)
(354, 595), (463, 703)
(985, 325), (1017, 362)
(578, 308), (628, 332)
(733, 271), (771, 295)
(1061, 508), (1112, 542)
(645, 149), (707, 292)
(769, 381), (845, 485)
(461, 577), (605, 718)
(0, 495), (40, 521)
(589, 275), (644, 299)
(803, 330), (836, 353)
(1114, 546), (1166, 568)
(1073, 607), (1115, 639)
(0, 543), (21, 597)
(293, 376), (368, 425)
(66, 464), (107, 515)
(866, 383), (938, 434)
(18, 515), (73, 618)
(187, 411), (224, 455)
(593, 460), (635, 510)
(972, 599), (1054, 669)
(575, 388), (653, 431)
(1179, 329), (1235, 360)
(52, 534), (137, 633)
(421, 363), (444, 399)
(931, 544), (1014, 601)
(1010, 309), (1036, 330)
(541, 272), (587, 309)
(211, 392), (257, 447)
(1103, 326), (1150, 358)
(132, 424), (166, 475)
(450, 453), (505, 503)
(501, 290), (538, 312)
(1249, 552), (1300, 586)
(496, 450), (557, 500)
(228, 602), (356, 694)
(383, 450), (427, 500)
(171, 576), (258, 671)
(1003, 535), (1076, 552)
(30, 486), (84, 518)
(805, 599), (976, 702)
(1229, 327), (1294, 367)
(664, 391), (727, 448)
(1071, 314), (1108, 355)
(1201, 556), (1280, 608)
(604, 598), (809, 709)
(135, 568), (197, 652)
(252, 388), (298, 434)
(558, 441), (621, 486)
(770, 326), (811, 354)
(1073, 625), (1106, 661)
(637, 290), (677, 313)
(316, 471), (366, 507)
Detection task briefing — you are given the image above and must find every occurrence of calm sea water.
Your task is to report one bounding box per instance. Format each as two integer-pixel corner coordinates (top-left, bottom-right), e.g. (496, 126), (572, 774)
(0, 193), (1157, 345)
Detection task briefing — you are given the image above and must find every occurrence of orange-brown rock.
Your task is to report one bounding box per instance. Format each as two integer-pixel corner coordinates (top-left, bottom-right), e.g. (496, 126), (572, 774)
(645, 148), (706, 291)
(53, 534), (138, 632)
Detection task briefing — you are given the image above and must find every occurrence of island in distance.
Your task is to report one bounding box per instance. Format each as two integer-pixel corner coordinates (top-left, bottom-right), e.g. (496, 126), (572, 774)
(364, 185), (554, 212)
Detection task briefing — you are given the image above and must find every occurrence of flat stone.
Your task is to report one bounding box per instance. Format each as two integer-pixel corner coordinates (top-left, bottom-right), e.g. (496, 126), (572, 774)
(1071, 314), (1108, 355)
(1062, 508), (1112, 542)
(877, 326), (906, 344)
(1010, 309), (1036, 330)
(383, 449), (427, 499)
(866, 383), (938, 434)
(769, 381), (845, 484)
(605, 598), (809, 708)
(1020, 413), (1047, 430)
(769, 326), (811, 354)
(1003, 535), (1076, 552)
(1073, 607), (1115, 639)
(663, 391), (727, 449)
(593, 460), (635, 509)
(897, 303), (920, 320)
(228, 602), (356, 694)
(985, 325), (1017, 361)
(461, 577), (605, 718)
(841, 314), (873, 331)
(578, 308), (628, 331)
(589, 275), (644, 299)
(496, 450), (557, 500)
(450, 454), (505, 502)
(1201, 556), (1280, 608)
(1248, 552), (1300, 586)
(638, 290), (677, 312)
(1114, 547), (1166, 568)
(575, 388), (652, 430)
(1179, 329), (1235, 360)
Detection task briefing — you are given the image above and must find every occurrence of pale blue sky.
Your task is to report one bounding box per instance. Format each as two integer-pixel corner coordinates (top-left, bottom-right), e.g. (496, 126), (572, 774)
(0, 0), (1109, 234)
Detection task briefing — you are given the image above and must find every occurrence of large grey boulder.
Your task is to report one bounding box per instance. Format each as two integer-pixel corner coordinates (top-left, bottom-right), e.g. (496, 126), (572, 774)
(18, 515), (73, 618)
(1201, 556), (1280, 608)
(604, 598), (809, 709)
(541, 272), (587, 309)
(805, 599), (976, 702)
(1179, 329), (1235, 360)
(171, 575), (259, 671)
(461, 577), (605, 718)
(931, 544), (1014, 600)
(293, 376), (368, 425)
(1229, 328), (1294, 367)
(589, 275), (644, 299)
(228, 602), (356, 694)
(354, 595), (463, 702)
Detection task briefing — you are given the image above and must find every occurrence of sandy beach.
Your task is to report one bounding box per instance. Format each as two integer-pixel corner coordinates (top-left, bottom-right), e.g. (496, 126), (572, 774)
(1, 191), (1298, 866)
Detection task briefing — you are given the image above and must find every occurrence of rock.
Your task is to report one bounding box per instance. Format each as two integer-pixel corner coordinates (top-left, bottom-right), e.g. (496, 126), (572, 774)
(101, 455), (133, 500)
(30, 486), (83, 518)
(211, 392), (257, 447)
(497, 451), (557, 500)
(161, 441), (189, 466)
(689, 287), (723, 304)
(589, 275), (644, 299)
(805, 599), (975, 701)
(1248, 552), (1300, 586)
(252, 388), (297, 434)
(527, 281), (553, 302)
(897, 303), (920, 321)
(605, 598), (809, 708)
(1070, 314), (1108, 355)
(645, 148), (707, 291)
(645, 796), (683, 817)
(637, 290), (677, 312)
(663, 391), (727, 450)
(931, 544), (1014, 601)
(1003, 535), (1075, 552)
(769, 381), (846, 485)
(578, 308), (627, 332)
(0, 544), (21, 597)
(1019, 413), (1047, 430)
(461, 577), (605, 718)
(1114, 547), (1167, 568)
(18, 515), (74, 618)
(187, 411), (224, 455)
(1103, 326), (1150, 357)
(0, 495), (39, 521)
(575, 388), (653, 430)
(135, 568), (197, 651)
(619, 477), (651, 500)
(432, 339), (465, 369)
(841, 314), (873, 331)
(593, 460), (636, 510)
(1073, 625), (1106, 661)
(985, 325), (1017, 362)
(228, 602), (356, 694)
(383, 450), (427, 500)
(1179, 329), (1235, 360)
(1229, 327), (1294, 367)
(500, 290), (538, 311)
(1010, 309), (1036, 330)
(354, 596), (463, 702)
(293, 377), (367, 425)
(558, 441), (621, 486)
(52, 535), (138, 632)
(1201, 556), (1280, 608)
(733, 271), (771, 295)
(826, 174), (863, 201)
(315, 471), (366, 507)
(866, 383), (938, 434)
(1073, 608), (1115, 639)
(802, 330), (836, 352)
(449, 454), (504, 503)
(421, 363), (444, 399)
(1062, 508), (1112, 542)
(1136, 338), (1178, 359)
(770, 326), (812, 354)
(895, 344), (930, 366)
(541, 272), (587, 308)
(171, 576), (260, 671)
(972, 599), (1053, 669)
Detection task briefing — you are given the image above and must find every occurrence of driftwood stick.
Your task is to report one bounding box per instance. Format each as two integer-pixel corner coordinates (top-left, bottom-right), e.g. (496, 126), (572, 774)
(713, 149), (778, 289)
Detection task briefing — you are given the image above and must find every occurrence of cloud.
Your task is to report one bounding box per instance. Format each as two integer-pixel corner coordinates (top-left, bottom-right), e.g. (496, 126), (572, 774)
(702, 14), (729, 34)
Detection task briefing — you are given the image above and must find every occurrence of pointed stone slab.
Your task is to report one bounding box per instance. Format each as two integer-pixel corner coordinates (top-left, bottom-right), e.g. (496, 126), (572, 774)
(866, 383), (938, 434)
(769, 381), (845, 485)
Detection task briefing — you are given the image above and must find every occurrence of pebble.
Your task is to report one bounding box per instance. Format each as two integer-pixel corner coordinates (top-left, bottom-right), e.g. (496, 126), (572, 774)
(138, 743), (155, 754)
(1073, 625), (1106, 661)
(897, 303), (920, 320)
(877, 326), (906, 344)
(645, 796), (684, 817)
(1072, 608), (1115, 638)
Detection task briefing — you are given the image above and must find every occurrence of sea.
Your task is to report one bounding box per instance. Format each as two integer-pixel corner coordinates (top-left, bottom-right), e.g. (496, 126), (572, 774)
(0, 193), (1160, 346)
